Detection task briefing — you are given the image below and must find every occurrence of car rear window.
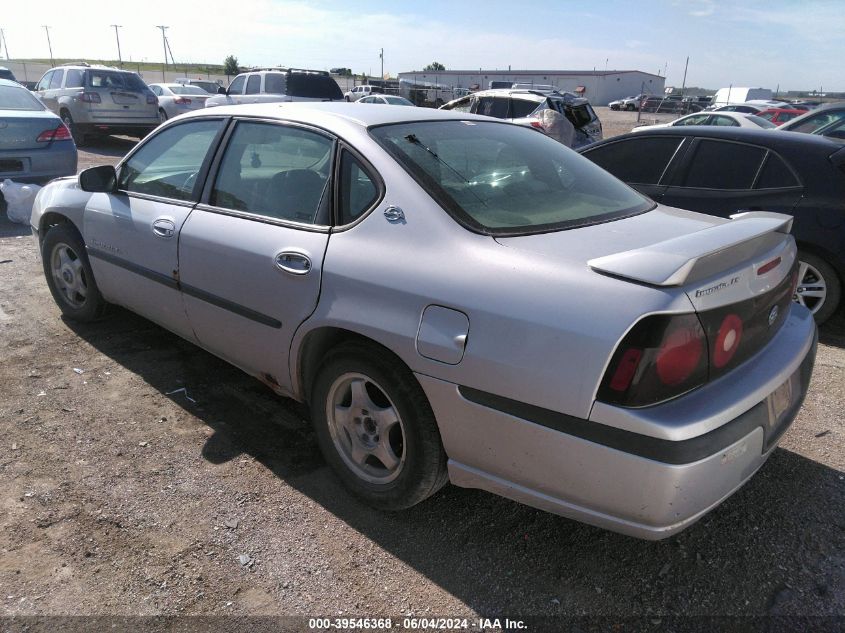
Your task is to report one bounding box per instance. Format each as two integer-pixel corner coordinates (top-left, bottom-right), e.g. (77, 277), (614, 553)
(286, 73), (342, 99)
(0, 84), (45, 110)
(87, 70), (147, 91)
(170, 85), (207, 96)
(371, 120), (652, 236)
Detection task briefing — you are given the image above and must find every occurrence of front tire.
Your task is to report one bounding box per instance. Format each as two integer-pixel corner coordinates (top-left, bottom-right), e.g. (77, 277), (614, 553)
(795, 252), (841, 324)
(41, 224), (107, 322)
(626, 103), (636, 111)
(310, 342), (448, 510)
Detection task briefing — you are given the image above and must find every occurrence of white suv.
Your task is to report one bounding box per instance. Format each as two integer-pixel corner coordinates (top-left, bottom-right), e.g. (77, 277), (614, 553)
(440, 88), (603, 148)
(344, 85), (383, 102)
(205, 68), (343, 107)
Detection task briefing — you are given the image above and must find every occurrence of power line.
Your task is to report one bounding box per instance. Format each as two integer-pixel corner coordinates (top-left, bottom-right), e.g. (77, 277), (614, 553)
(155, 25), (168, 81)
(42, 25), (53, 67)
(110, 25), (123, 68)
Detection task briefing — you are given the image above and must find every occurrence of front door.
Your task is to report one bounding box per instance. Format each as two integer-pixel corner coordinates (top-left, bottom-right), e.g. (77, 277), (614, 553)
(178, 119), (334, 389)
(84, 118), (227, 340)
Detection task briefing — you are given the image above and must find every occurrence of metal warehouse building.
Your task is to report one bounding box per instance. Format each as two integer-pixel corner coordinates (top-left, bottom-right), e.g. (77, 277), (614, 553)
(396, 69), (665, 105)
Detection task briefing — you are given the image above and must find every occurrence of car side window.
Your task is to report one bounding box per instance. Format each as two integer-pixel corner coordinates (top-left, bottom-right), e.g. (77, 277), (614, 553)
(210, 121), (334, 224)
(674, 114), (710, 126)
(683, 140), (766, 190)
(790, 111), (843, 134)
(150, 85), (162, 96)
(443, 96), (472, 113)
(245, 75), (261, 95)
(118, 120), (224, 201)
(48, 70), (64, 89)
(36, 71), (54, 91)
(755, 153), (800, 189)
(65, 69), (84, 88)
(584, 137), (683, 185)
(476, 96), (510, 119)
(510, 98), (539, 118)
(228, 75), (246, 95)
(712, 115), (740, 127)
(338, 150), (378, 225)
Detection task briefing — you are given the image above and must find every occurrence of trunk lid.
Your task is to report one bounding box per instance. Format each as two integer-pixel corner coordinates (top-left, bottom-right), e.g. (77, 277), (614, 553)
(0, 110), (64, 151)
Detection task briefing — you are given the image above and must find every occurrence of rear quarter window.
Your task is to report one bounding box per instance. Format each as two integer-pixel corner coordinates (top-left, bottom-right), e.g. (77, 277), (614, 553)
(755, 153), (800, 189)
(683, 140), (766, 189)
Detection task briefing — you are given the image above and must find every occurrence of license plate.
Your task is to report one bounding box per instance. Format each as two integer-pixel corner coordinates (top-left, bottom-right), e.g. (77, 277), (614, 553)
(767, 378), (793, 427)
(0, 159), (23, 172)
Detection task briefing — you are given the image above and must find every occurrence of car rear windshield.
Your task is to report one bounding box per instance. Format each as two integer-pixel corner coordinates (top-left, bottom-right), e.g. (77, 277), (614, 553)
(0, 84), (45, 110)
(287, 73), (343, 100)
(171, 85), (208, 95)
(371, 120), (652, 236)
(87, 70), (148, 92)
(746, 115), (777, 129)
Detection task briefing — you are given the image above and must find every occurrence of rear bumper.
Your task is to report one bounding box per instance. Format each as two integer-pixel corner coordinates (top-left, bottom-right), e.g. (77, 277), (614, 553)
(0, 144), (77, 185)
(418, 305), (817, 540)
(76, 122), (158, 137)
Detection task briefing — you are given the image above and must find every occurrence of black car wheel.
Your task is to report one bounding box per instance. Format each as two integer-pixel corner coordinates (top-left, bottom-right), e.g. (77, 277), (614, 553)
(60, 110), (86, 147)
(42, 224), (107, 321)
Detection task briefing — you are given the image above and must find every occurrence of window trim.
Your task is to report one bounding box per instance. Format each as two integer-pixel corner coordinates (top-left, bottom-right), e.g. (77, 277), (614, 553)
(114, 117), (230, 205)
(196, 116), (338, 233)
(331, 141), (386, 232)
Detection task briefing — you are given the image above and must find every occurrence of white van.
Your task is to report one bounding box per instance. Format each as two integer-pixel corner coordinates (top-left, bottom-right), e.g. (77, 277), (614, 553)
(711, 87), (773, 107)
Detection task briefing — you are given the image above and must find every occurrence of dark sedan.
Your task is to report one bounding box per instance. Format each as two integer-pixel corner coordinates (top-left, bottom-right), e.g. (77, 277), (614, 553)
(579, 126), (845, 323)
(0, 78), (77, 185)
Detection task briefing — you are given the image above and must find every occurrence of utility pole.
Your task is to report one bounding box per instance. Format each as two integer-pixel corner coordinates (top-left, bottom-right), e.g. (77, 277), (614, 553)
(680, 56), (689, 97)
(0, 28), (10, 60)
(43, 25), (54, 67)
(156, 25), (169, 81)
(379, 48), (383, 80)
(111, 25), (123, 67)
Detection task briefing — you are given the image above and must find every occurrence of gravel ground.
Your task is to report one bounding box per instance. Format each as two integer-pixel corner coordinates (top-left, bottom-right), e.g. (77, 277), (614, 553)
(1, 108), (844, 630)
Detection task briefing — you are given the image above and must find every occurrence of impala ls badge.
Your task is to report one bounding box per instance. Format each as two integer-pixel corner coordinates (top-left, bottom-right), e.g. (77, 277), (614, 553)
(768, 305), (779, 327)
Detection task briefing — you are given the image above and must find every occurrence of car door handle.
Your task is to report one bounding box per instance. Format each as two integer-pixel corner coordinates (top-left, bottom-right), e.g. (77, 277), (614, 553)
(275, 252), (311, 275)
(152, 218), (176, 238)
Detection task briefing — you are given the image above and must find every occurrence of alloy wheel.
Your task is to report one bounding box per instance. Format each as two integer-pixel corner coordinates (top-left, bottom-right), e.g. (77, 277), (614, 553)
(794, 259), (827, 315)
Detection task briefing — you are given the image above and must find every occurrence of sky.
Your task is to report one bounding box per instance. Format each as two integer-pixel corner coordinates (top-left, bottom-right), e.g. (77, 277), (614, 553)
(1, 0), (842, 91)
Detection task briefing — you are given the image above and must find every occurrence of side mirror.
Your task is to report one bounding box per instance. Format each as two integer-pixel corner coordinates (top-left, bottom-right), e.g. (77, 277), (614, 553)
(218, 86), (226, 95)
(79, 165), (117, 193)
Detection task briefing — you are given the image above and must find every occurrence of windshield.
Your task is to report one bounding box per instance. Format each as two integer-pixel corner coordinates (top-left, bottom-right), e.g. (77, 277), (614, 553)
(370, 120), (652, 235)
(0, 84), (45, 110)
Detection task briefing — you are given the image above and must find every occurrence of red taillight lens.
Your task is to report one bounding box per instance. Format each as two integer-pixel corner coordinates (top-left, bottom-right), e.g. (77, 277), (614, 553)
(599, 314), (708, 407)
(79, 92), (101, 103)
(173, 97), (192, 105)
(529, 120), (545, 130)
(147, 94), (158, 105)
(36, 124), (72, 142)
(712, 314), (743, 369)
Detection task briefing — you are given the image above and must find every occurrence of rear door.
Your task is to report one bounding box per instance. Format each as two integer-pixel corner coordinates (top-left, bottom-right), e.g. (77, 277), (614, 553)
(84, 118), (227, 340)
(178, 118), (334, 388)
(661, 138), (804, 218)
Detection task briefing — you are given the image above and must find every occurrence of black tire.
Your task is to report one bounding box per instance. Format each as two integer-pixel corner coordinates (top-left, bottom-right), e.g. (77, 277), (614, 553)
(41, 223), (107, 322)
(310, 341), (448, 510)
(158, 108), (168, 123)
(60, 110), (86, 147)
(796, 251), (841, 325)
(626, 103), (636, 111)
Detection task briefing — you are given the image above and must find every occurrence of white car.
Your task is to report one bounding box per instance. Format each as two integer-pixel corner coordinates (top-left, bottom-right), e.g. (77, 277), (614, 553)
(357, 94), (414, 106)
(632, 111), (777, 133)
(148, 83), (211, 121)
(344, 85), (382, 102)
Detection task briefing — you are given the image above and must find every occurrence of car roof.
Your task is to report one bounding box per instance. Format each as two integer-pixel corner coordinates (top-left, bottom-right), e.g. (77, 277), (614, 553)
(178, 101), (497, 128)
(583, 125), (844, 153)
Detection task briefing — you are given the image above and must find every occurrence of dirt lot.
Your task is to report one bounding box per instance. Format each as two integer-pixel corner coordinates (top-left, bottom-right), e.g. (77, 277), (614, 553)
(1, 108), (844, 630)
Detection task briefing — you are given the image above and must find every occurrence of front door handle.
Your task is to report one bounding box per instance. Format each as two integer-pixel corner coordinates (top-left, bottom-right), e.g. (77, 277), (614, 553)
(275, 251), (311, 275)
(152, 218), (176, 238)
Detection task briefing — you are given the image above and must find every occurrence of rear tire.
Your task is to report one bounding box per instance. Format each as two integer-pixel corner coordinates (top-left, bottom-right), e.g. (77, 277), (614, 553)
(61, 111), (86, 147)
(795, 252), (840, 325)
(41, 223), (107, 322)
(626, 103), (636, 111)
(158, 108), (168, 123)
(310, 341), (448, 510)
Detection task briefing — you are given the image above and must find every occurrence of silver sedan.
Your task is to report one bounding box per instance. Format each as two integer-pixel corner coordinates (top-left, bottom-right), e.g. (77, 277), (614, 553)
(30, 104), (816, 539)
(148, 83), (210, 122)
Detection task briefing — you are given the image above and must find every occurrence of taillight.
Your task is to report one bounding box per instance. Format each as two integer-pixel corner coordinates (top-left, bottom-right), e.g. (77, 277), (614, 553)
(147, 94), (158, 105)
(173, 97), (192, 105)
(36, 124), (72, 142)
(598, 314), (708, 407)
(712, 314), (743, 368)
(79, 92), (101, 103)
(529, 120), (545, 130)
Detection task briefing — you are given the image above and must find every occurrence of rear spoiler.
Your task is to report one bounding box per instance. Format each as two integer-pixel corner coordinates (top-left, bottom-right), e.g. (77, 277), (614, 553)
(587, 212), (793, 286)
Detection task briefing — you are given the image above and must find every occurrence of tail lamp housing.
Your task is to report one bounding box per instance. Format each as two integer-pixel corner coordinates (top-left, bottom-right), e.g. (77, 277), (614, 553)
(36, 124), (72, 143)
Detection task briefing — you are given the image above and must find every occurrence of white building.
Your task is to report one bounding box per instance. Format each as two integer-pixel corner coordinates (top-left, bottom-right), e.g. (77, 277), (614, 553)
(396, 69), (665, 105)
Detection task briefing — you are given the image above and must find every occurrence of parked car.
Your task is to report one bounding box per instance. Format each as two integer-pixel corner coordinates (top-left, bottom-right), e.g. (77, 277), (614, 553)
(31, 103), (816, 540)
(632, 111), (776, 132)
(0, 78), (77, 184)
(357, 95), (414, 106)
(579, 126), (845, 322)
(812, 117), (845, 140)
(778, 102), (845, 134)
(711, 104), (767, 114)
(440, 88), (602, 148)
(205, 68), (343, 107)
(149, 83), (211, 121)
(344, 85), (383, 102)
(639, 96), (702, 114)
(173, 77), (224, 95)
(33, 63), (159, 146)
(609, 94), (649, 111)
(0, 66), (17, 82)
(756, 108), (806, 126)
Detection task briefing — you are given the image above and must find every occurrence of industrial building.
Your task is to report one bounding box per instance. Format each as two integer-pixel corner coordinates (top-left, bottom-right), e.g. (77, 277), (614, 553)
(396, 69), (666, 105)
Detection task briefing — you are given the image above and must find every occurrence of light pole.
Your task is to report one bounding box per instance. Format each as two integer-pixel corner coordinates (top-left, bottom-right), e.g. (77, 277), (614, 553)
(379, 47), (383, 80)
(156, 25), (169, 81)
(111, 25), (123, 67)
(42, 25), (54, 67)
(0, 28), (10, 60)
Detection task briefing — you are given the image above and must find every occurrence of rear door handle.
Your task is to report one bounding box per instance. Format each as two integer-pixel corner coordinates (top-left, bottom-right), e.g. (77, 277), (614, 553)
(275, 251), (311, 275)
(152, 218), (176, 238)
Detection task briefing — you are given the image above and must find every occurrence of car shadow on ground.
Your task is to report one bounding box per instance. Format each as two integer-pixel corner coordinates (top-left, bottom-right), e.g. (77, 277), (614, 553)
(78, 135), (138, 160)
(63, 307), (845, 617)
